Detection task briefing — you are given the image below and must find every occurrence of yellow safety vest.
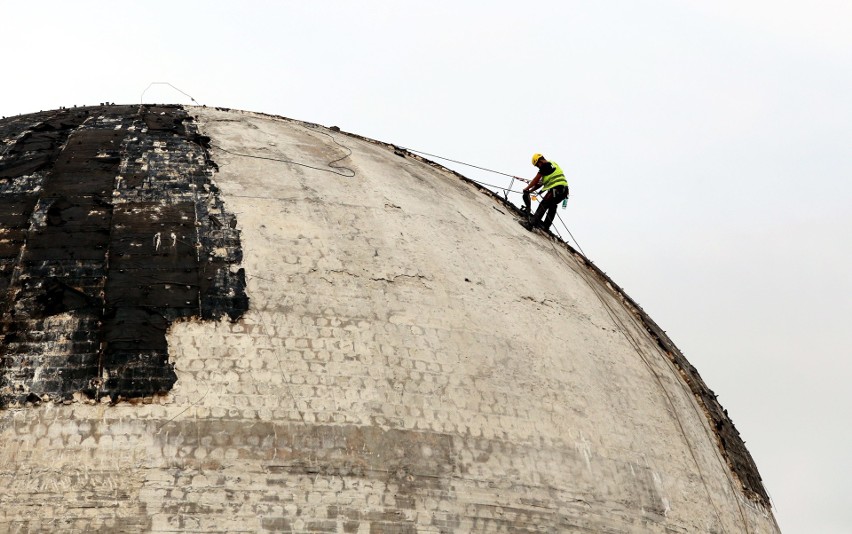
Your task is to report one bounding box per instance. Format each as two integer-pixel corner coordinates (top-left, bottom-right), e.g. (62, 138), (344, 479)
(541, 161), (568, 191)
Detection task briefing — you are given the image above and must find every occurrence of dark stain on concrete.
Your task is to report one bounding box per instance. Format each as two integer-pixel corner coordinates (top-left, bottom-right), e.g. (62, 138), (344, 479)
(159, 421), (454, 532)
(0, 105), (248, 406)
(153, 419), (676, 532)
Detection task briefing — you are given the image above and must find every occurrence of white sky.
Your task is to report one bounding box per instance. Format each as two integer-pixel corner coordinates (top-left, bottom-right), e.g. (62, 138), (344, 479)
(2, 1), (850, 532)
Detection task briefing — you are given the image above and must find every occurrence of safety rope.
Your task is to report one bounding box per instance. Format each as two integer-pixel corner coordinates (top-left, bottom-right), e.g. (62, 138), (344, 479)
(211, 145), (355, 177)
(467, 178), (526, 194)
(402, 147), (532, 195)
(556, 212), (588, 259)
(302, 124), (357, 177)
(209, 132), (355, 178)
(403, 147), (517, 179)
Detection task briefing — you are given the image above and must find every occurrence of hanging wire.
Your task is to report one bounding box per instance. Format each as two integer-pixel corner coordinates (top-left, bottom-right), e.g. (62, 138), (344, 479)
(140, 82), (202, 106)
(403, 147), (517, 178)
(209, 123), (355, 178)
(556, 211), (587, 258)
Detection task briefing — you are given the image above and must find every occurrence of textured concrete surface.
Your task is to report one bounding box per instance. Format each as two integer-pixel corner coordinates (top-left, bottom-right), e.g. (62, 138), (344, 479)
(0, 106), (780, 533)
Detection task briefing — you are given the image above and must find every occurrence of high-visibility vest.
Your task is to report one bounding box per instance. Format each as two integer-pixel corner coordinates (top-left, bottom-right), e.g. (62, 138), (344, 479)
(541, 161), (568, 191)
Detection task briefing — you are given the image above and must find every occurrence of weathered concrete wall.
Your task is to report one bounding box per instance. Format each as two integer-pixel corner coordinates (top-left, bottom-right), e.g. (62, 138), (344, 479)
(0, 106), (779, 533)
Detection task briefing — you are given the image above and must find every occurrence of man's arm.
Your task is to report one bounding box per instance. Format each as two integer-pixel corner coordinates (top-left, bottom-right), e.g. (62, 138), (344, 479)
(524, 173), (543, 193)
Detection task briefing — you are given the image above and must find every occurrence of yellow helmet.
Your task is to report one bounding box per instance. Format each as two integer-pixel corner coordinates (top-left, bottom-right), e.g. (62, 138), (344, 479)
(531, 153), (544, 165)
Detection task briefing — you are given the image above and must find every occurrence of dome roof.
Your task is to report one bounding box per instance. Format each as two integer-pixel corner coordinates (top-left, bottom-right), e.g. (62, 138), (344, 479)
(0, 105), (779, 532)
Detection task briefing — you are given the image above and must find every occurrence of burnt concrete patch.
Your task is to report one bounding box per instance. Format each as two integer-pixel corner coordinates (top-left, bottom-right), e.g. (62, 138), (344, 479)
(0, 105), (248, 406)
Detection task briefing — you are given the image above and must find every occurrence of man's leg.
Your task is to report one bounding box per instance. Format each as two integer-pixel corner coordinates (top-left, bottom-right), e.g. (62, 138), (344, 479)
(542, 186), (568, 229)
(532, 190), (557, 228)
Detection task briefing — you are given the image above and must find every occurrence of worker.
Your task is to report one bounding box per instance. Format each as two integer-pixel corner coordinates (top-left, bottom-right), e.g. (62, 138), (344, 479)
(521, 153), (569, 231)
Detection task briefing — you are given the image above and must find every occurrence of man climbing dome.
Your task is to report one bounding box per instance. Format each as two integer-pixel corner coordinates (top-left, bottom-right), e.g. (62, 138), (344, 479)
(521, 153), (569, 231)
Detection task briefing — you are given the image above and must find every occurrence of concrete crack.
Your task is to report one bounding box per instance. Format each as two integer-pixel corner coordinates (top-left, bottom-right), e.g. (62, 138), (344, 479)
(520, 295), (556, 307)
(370, 273), (429, 284)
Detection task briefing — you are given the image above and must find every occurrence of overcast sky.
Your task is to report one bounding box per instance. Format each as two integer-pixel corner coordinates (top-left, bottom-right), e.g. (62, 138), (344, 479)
(3, 1), (850, 532)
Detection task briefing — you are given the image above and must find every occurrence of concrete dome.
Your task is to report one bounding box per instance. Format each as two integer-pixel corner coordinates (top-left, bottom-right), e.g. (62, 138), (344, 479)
(0, 105), (779, 532)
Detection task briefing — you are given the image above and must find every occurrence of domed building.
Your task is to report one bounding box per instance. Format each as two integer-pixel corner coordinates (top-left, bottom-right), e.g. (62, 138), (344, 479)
(0, 105), (779, 532)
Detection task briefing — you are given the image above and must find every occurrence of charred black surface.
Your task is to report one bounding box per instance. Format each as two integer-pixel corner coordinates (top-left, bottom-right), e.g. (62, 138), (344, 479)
(0, 105), (248, 406)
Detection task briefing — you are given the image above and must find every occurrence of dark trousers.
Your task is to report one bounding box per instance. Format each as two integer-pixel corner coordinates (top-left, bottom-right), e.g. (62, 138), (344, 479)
(530, 185), (568, 229)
